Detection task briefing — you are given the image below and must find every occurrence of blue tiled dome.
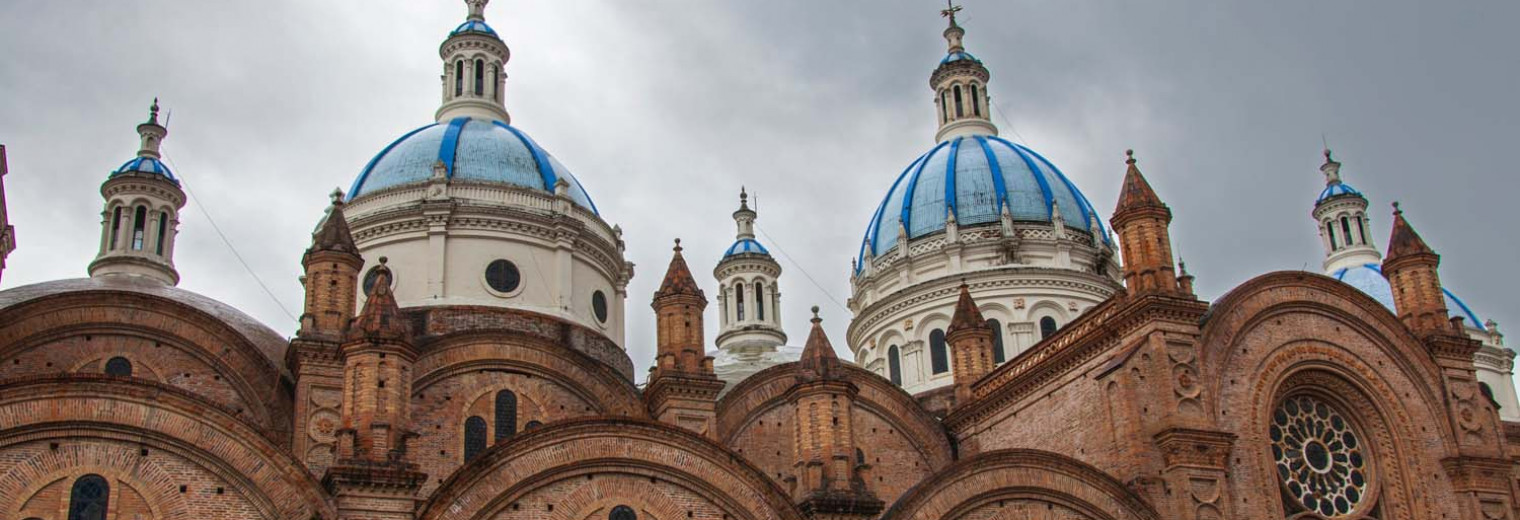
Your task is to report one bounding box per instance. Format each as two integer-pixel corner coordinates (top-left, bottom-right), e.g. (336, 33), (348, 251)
(724, 239), (770, 257)
(941, 51), (980, 65)
(858, 136), (1107, 266)
(111, 157), (178, 184)
(1332, 263), (1486, 330)
(1317, 182), (1362, 203)
(451, 20), (497, 37)
(347, 117), (598, 213)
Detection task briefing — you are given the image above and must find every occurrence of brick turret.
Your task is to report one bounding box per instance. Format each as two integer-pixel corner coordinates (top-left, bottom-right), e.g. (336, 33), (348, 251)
(788, 307), (884, 519)
(299, 189), (363, 339)
(645, 239), (724, 438)
(1110, 150), (1180, 296)
(325, 260), (424, 520)
(946, 283), (994, 405)
(1381, 203), (1457, 336)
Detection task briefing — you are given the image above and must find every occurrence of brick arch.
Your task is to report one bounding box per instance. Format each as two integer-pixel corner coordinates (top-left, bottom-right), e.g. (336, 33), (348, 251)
(418, 418), (804, 520)
(0, 290), (291, 435)
(879, 449), (1160, 520)
(0, 377), (334, 520)
(717, 362), (953, 469)
(6, 444), (185, 520)
(414, 334), (644, 417)
(1198, 271), (1448, 415)
(549, 478), (687, 520)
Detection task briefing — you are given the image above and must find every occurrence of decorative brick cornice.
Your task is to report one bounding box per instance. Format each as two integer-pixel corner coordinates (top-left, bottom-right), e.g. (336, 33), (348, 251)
(323, 458), (426, 494)
(645, 372), (725, 404)
(1442, 455), (1513, 493)
(945, 293), (1208, 429)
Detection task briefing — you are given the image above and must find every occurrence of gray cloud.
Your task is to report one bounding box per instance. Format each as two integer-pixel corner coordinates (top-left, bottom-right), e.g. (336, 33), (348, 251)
(2, 0), (1515, 384)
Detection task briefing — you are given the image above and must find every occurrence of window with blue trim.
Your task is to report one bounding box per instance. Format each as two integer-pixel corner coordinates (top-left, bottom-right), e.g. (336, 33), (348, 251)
(930, 329), (948, 374)
(1341, 217), (1354, 246)
(68, 474), (109, 520)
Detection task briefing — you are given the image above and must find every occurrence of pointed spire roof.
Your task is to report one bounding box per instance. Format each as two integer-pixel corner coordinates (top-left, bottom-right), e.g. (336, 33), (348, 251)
(310, 189), (359, 255)
(798, 306), (840, 376)
(654, 239), (705, 300)
(1385, 202), (1435, 260)
(947, 282), (987, 333)
(1115, 149), (1165, 213)
(347, 258), (410, 342)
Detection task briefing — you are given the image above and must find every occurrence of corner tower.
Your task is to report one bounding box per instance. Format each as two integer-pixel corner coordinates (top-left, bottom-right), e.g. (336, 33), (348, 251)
(88, 100), (187, 286)
(714, 188), (787, 354)
(645, 240), (724, 438)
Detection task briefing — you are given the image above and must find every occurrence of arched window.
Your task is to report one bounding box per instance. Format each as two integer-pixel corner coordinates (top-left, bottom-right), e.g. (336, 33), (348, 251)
(110, 207), (122, 249)
(1341, 217), (1354, 246)
(494, 390), (517, 442)
(953, 85), (965, 118)
(940, 91), (949, 123)
(491, 65), (501, 102)
(68, 474), (110, 520)
(1271, 395), (1370, 517)
(609, 505), (637, 520)
(970, 84), (981, 116)
(987, 319), (1006, 363)
(855, 447), (866, 465)
(454, 60), (464, 97)
(755, 281), (765, 321)
(463, 416), (487, 461)
(929, 329), (948, 374)
(1040, 317), (1058, 339)
(887, 345), (902, 385)
(131, 206), (147, 250)
(1327, 223), (1338, 251)
(155, 211), (168, 255)
(524, 420), (543, 430)
(104, 357), (132, 377)
(1355, 216), (1368, 245)
(735, 283), (745, 321)
(474, 58), (484, 95)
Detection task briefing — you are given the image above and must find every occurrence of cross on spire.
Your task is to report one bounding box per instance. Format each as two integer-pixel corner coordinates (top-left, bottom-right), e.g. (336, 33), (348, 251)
(942, 0), (963, 27)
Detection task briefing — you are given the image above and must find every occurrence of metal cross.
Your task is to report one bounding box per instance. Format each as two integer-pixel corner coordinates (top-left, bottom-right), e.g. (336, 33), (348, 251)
(941, 1), (963, 24)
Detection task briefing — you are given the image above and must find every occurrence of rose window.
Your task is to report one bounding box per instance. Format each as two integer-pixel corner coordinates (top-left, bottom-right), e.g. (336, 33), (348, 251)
(1270, 395), (1370, 517)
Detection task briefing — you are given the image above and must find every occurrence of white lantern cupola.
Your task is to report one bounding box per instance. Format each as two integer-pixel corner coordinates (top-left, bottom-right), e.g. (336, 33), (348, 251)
(436, 0), (511, 123)
(89, 100), (187, 286)
(931, 3), (999, 143)
(1312, 149), (1381, 272)
(714, 188), (787, 353)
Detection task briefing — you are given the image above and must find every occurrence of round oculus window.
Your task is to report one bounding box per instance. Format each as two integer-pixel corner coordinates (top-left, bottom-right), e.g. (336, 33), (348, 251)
(485, 259), (521, 294)
(1270, 395), (1370, 517)
(592, 290), (609, 323)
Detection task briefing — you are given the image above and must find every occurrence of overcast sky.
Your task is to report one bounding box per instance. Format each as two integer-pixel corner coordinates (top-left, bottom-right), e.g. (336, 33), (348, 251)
(1, 0), (1516, 383)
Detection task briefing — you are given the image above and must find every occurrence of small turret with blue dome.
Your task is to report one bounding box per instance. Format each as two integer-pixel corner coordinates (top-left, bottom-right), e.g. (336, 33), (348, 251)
(90, 100), (188, 286)
(713, 188), (789, 383)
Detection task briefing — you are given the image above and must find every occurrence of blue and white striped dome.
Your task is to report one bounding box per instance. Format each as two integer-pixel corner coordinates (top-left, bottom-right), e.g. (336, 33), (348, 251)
(1317, 182), (1362, 203)
(451, 20), (497, 37)
(112, 157), (178, 184)
(941, 51), (980, 65)
(723, 238), (770, 257)
(858, 136), (1107, 265)
(347, 117), (598, 213)
(1332, 263), (1486, 330)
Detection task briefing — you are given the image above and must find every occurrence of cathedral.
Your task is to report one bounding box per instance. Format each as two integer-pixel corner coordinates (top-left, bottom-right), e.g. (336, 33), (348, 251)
(1, 1), (1517, 519)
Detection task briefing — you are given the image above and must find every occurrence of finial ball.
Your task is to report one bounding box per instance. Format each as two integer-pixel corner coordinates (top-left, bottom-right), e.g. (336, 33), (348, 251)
(811, 305), (821, 317)
(378, 256), (389, 265)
